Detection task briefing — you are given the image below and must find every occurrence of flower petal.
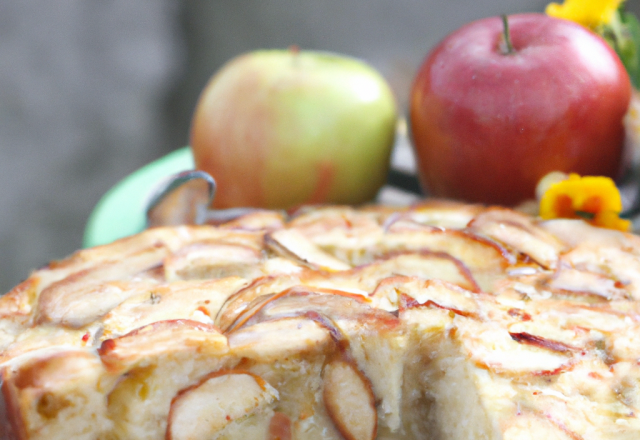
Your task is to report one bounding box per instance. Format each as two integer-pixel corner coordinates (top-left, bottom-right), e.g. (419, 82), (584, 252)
(546, 0), (624, 29)
(539, 174), (629, 231)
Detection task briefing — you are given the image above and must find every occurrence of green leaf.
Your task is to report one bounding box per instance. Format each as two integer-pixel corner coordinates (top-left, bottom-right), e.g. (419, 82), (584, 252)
(600, 8), (640, 89)
(620, 10), (640, 88)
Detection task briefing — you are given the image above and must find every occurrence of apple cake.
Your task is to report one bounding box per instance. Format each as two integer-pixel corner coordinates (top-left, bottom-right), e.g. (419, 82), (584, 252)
(1, 201), (640, 440)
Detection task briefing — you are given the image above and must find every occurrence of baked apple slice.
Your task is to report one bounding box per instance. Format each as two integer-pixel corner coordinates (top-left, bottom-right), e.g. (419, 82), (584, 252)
(100, 277), (247, 338)
(164, 241), (263, 281)
(382, 224), (514, 291)
(166, 370), (278, 440)
(546, 265), (628, 301)
(217, 209), (286, 231)
(267, 228), (351, 271)
(35, 243), (169, 328)
(468, 208), (565, 269)
(560, 244), (640, 300)
(215, 275), (303, 332)
(98, 319), (228, 373)
(323, 359), (377, 440)
(456, 319), (574, 376)
(372, 277), (481, 317)
(228, 316), (332, 361)
(293, 249), (479, 301)
(398, 200), (484, 229)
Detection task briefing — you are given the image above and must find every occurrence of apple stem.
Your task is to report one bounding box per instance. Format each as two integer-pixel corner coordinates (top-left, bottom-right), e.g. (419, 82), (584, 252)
(289, 44), (301, 67)
(289, 45), (300, 55)
(500, 14), (515, 55)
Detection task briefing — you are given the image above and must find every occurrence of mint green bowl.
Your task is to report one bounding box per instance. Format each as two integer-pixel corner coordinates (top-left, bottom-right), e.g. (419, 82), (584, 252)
(83, 147), (194, 248)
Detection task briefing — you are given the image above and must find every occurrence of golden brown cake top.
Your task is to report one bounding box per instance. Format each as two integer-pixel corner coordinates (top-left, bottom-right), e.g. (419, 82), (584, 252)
(2, 201), (640, 439)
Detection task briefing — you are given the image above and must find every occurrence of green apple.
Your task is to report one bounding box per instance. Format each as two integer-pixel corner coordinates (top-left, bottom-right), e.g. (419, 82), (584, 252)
(190, 49), (397, 209)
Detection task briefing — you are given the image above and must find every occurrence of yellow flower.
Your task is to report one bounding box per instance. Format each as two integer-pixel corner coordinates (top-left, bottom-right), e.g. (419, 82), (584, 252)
(546, 0), (624, 29)
(539, 173), (630, 231)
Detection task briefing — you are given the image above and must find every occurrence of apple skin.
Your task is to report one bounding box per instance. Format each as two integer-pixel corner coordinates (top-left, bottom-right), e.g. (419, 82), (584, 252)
(190, 49), (397, 209)
(410, 13), (631, 206)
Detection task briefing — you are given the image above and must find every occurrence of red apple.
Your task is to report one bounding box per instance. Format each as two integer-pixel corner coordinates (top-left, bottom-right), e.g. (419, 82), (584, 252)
(190, 49), (397, 209)
(410, 13), (632, 206)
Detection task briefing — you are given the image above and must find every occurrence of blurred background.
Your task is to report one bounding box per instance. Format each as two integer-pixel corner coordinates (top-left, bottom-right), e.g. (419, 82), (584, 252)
(1, 0), (637, 293)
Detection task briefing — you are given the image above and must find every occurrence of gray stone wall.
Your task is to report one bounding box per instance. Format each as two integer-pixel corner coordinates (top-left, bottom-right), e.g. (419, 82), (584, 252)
(0, 1), (184, 291)
(4, 0), (628, 293)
